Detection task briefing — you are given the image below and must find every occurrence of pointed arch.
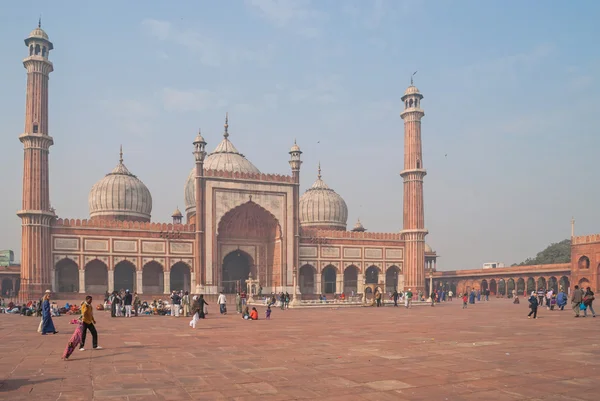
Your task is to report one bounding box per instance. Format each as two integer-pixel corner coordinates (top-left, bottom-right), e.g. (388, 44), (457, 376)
(365, 265), (380, 284)
(142, 261), (164, 294)
(321, 265), (337, 294)
(299, 264), (316, 295)
(114, 260), (136, 292)
(170, 262), (191, 293)
(56, 258), (79, 293)
(385, 265), (401, 293)
(526, 277), (536, 294)
(85, 259), (108, 293)
(517, 278), (525, 295)
(343, 265), (359, 295)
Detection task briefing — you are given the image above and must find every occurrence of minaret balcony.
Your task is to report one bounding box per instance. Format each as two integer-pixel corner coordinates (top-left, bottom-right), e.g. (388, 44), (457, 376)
(400, 168), (427, 178)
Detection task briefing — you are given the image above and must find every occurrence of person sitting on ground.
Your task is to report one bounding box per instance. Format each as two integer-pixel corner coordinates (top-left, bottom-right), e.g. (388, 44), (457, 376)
(249, 307), (258, 320)
(242, 306), (250, 320)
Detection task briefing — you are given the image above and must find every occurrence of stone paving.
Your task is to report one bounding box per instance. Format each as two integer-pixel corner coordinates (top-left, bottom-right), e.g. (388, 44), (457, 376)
(0, 299), (599, 400)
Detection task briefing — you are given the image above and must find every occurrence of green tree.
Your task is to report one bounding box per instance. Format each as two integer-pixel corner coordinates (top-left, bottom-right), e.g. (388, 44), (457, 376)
(514, 239), (571, 266)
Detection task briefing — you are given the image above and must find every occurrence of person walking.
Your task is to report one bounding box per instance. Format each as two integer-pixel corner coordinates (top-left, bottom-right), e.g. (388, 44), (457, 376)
(181, 291), (190, 317)
(40, 290), (58, 335)
(123, 290), (133, 318)
(217, 291), (227, 315)
(392, 290), (399, 307)
(527, 291), (539, 319)
(571, 285), (585, 317)
(583, 287), (596, 317)
(171, 291), (181, 317)
(405, 288), (413, 308)
(79, 295), (102, 351)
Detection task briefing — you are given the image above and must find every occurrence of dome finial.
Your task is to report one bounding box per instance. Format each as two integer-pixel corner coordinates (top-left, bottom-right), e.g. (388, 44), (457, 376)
(317, 162), (322, 179)
(411, 70), (417, 85)
(38, 16), (41, 28)
(223, 112), (229, 139)
(119, 145), (123, 164)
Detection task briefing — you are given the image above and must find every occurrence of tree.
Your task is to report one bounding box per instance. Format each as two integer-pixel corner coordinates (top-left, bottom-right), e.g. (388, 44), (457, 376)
(514, 239), (571, 266)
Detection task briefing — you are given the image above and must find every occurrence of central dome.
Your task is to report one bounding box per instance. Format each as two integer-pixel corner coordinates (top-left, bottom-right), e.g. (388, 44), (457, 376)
(299, 164), (348, 231)
(184, 116), (260, 216)
(89, 148), (152, 222)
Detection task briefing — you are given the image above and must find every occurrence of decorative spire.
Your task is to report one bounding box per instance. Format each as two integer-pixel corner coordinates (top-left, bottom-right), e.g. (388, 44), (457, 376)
(411, 70), (418, 85)
(223, 112), (229, 139)
(119, 145), (123, 164)
(317, 162), (322, 179)
(38, 16), (41, 28)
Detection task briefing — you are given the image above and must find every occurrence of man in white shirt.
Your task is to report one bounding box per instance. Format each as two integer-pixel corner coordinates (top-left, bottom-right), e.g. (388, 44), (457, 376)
(217, 292), (227, 315)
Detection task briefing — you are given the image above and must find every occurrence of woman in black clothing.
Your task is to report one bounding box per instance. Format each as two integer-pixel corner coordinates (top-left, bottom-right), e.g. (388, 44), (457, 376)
(198, 295), (208, 319)
(528, 291), (539, 319)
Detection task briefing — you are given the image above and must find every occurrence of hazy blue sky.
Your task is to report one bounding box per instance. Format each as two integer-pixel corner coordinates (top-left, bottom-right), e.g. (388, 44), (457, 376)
(1, 0), (599, 270)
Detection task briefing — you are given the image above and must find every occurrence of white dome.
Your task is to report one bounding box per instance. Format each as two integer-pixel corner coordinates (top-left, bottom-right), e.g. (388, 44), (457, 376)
(425, 243), (434, 253)
(404, 85), (420, 96)
(89, 150), (152, 222)
(184, 119), (260, 216)
(299, 164), (348, 231)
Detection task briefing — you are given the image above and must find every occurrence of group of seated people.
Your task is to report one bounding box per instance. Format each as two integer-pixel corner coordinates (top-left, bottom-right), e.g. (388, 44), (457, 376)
(0, 299), (80, 316)
(242, 306), (259, 320)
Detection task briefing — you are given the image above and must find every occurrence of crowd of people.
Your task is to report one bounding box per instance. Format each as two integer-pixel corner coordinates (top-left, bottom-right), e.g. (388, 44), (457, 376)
(528, 285), (595, 319)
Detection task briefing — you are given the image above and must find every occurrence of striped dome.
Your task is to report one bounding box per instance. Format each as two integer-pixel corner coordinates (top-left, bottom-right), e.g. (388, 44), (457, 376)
(88, 149), (152, 222)
(299, 164), (348, 231)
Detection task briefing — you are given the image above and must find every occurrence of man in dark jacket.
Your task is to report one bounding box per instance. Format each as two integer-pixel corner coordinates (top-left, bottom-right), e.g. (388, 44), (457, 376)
(123, 289), (133, 318)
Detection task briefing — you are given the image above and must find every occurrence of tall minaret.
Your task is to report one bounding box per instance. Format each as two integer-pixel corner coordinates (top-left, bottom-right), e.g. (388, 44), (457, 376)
(400, 78), (428, 295)
(18, 21), (55, 300)
(289, 139), (302, 293)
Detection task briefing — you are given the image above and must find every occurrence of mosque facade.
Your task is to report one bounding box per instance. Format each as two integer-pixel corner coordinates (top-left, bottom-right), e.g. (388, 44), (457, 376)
(16, 24), (436, 300)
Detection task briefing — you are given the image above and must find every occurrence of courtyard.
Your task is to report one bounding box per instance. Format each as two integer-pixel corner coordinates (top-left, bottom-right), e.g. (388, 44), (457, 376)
(0, 299), (599, 401)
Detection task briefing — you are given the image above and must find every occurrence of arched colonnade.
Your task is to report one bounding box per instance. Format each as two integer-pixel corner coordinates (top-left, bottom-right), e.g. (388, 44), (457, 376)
(298, 263), (401, 297)
(431, 275), (571, 297)
(53, 257), (192, 294)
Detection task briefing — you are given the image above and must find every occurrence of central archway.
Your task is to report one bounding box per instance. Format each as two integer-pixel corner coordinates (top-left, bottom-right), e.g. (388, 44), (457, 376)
(222, 251), (252, 294)
(217, 201), (282, 292)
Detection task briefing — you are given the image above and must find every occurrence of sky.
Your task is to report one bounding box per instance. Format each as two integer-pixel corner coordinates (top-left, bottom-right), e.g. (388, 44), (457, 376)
(0, 0), (599, 270)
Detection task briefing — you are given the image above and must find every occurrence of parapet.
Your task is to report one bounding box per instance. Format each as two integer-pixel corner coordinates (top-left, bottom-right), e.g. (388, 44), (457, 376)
(204, 169), (295, 184)
(301, 228), (403, 241)
(53, 218), (194, 232)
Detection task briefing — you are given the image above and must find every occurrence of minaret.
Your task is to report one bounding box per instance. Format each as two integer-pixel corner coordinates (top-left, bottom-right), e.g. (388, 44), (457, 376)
(193, 129), (207, 293)
(289, 139), (302, 293)
(18, 21), (55, 300)
(400, 77), (428, 295)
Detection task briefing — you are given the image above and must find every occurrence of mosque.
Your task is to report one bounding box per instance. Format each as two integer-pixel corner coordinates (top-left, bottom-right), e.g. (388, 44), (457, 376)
(15, 23), (438, 300)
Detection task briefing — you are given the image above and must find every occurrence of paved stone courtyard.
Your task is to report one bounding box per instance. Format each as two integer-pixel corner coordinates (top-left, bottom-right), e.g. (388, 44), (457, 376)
(0, 299), (599, 401)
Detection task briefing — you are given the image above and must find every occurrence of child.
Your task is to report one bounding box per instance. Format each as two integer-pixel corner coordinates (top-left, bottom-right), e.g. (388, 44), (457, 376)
(462, 293), (468, 309)
(266, 305), (271, 320)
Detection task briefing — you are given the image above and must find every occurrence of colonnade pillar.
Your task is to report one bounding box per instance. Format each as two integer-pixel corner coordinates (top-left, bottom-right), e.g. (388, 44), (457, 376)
(108, 270), (114, 293)
(136, 271), (143, 294)
(163, 271), (170, 294)
(78, 269), (85, 294)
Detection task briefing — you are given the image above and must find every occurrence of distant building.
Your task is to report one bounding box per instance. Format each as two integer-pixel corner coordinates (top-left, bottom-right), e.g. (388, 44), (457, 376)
(482, 262), (505, 269)
(0, 250), (16, 267)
